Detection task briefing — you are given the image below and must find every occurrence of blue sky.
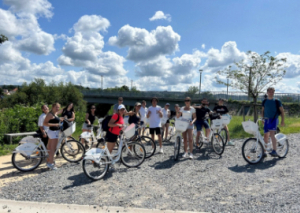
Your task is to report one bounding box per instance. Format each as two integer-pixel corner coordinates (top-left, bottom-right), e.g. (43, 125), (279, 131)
(0, 0), (300, 92)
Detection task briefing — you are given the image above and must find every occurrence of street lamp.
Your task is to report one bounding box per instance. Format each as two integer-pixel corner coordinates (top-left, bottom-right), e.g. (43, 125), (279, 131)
(227, 76), (229, 100)
(199, 69), (203, 97)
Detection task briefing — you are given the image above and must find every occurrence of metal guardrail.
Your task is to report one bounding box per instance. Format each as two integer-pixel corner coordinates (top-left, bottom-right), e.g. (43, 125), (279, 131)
(82, 90), (300, 103)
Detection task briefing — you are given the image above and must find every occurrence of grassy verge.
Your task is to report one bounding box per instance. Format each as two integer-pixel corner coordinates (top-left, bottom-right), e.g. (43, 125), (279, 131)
(0, 144), (18, 156)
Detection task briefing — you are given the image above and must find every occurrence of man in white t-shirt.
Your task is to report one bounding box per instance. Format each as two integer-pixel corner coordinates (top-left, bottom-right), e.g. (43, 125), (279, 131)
(140, 100), (148, 134)
(161, 103), (171, 141)
(38, 104), (49, 145)
(147, 97), (163, 153)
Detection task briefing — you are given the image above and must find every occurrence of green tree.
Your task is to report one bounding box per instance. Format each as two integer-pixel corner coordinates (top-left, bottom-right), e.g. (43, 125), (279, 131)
(187, 86), (198, 95)
(216, 51), (286, 121)
(0, 34), (8, 44)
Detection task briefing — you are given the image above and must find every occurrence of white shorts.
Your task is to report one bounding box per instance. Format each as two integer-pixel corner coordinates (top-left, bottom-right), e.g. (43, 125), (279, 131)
(47, 130), (60, 139)
(82, 123), (92, 130)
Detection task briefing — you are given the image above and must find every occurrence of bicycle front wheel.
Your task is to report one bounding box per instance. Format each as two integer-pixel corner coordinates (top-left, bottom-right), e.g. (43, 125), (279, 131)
(61, 140), (85, 163)
(242, 138), (264, 164)
(121, 142), (146, 168)
(174, 136), (181, 161)
(138, 136), (156, 158)
(82, 156), (109, 181)
(211, 133), (225, 155)
(219, 128), (228, 145)
(12, 148), (43, 172)
(277, 139), (289, 158)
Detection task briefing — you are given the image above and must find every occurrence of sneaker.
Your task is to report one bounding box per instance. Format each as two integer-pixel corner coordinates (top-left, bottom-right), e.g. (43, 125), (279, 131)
(269, 150), (278, 157)
(159, 147), (164, 154)
(203, 138), (209, 144)
(46, 163), (57, 170)
(258, 152), (268, 158)
(189, 153), (194, 159)
(182, 152), (189, 158)
(227, 141), (235, 146)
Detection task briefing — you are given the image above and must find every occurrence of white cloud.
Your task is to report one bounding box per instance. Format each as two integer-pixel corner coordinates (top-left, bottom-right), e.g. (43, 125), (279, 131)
(109, 25), (180, 62)
(276, 52), (300, 78)
(201, 44), (205, 49)
(149, 11), (171, 22)
(73, 15), (110, 33)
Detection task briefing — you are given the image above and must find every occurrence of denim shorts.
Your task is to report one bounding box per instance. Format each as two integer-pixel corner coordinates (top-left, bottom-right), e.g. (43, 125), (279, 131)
(264, 118), (278, 133)
(194, 120), (210, 131)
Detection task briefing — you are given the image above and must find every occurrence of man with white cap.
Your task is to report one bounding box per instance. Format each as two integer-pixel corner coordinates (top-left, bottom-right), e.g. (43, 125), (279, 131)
(147, 97), (163, 153)
(161, 103), (171, 141)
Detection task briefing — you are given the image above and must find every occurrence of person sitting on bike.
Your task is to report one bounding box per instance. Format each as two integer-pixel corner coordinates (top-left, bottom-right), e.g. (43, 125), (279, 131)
(261, 87), (285, 157)
(43, 103), (64, 170)
(128, 102), (142, 137)
(213, 98), (234, 146)
(193, 98), (212, 146)
(177, 97), (196, 159)
(161, 103), (171, 141)
(62, 103), (75, 123)
(106, 104), (126, 154)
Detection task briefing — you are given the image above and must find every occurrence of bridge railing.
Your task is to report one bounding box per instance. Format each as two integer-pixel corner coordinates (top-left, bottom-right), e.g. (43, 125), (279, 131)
(82, 90), (300, 103)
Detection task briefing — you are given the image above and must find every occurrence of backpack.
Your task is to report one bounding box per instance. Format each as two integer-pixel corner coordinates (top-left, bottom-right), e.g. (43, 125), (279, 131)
(102, 114), (120, 132)
(262, 98), (281, 119)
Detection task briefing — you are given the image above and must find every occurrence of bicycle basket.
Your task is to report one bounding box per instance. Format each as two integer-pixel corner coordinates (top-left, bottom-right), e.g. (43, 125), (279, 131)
(275, 133), (286, 144)
(175, 118), (189, 132)
(19, 136), (39, 144)
(220, 115), (231, 125)
(242, 121), (258, 135)
(211, 119), (223, 130)
(63, 122), (76, 136)
(124, 123), (136, 139)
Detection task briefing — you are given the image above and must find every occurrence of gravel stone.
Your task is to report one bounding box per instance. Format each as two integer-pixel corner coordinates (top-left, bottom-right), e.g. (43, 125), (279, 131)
(1, 134), (300, 212)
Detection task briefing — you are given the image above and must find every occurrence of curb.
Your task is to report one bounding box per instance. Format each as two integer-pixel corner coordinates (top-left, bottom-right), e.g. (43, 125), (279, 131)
(0, 199), (208, 213)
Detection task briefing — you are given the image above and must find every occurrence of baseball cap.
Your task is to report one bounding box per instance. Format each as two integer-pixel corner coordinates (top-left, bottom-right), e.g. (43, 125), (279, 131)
(135, 102), (141, 106)
(118, 104), (125, 110)
(175, 104), (179, 107)
(166, 103), (170, 106)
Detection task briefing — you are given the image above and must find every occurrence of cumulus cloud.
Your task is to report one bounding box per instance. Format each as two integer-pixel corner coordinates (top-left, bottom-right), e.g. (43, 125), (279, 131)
(109, 25), (180, 62)
(276, 52), (300, 78)
(149, 11), (171, 22)
(201, 44), (205, 49)
(58, 15), (127, 76)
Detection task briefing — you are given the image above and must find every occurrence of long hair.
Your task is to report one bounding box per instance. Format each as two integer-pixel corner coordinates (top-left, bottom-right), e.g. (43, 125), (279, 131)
(63, 102), (74, 114)
(133, 105), (141, 117)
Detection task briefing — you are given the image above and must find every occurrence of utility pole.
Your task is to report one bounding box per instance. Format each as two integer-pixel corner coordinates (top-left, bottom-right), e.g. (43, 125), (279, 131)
(199, 69), (203, 98)
(227, 77), (229, 100)
(131, 80), (133, 90)
(101, 75), (103, 90)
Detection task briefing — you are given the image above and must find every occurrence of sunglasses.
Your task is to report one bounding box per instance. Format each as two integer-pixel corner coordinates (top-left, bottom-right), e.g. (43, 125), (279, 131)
(91, 108), (96, 109)
(118, 100), (123, 101)
(184, 100), (190, 102)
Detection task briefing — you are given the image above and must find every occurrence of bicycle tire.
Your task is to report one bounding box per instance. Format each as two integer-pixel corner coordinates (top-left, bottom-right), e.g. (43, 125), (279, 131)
(277, 139), (289, 158)
(211, 133), (225, 155)
(174, 136), (181, 161)
(82, 156), (109, 181)
(138, 136), (156, 158)
(121, 141), (146, 168)
(219, 128), (228, 145)
(60, 140), (85, 163)
(12, 148), (43, 172)
(242, 138), (264, 164)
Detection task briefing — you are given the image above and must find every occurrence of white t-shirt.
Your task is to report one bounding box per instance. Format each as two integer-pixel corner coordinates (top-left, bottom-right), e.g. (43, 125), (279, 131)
(38, 113), (49, 132)
(180, 107), (195, 120)
(162, 108), (170, 119)
(148, 105), (162, 128)
(140, 106), (148, 121)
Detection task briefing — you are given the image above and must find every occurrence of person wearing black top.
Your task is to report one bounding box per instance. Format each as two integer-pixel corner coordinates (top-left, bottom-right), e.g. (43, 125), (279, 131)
(213, 98), (234, 146)
(43, 102), (64, 170)
(193, 98), (212, 145)
(128, 102), (142, 138)
(82, 105), (96, 132)
(62, 103), (75, 123)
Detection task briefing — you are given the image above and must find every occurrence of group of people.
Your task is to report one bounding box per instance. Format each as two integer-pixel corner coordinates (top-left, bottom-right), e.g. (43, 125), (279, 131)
(36, 86), (285, 170)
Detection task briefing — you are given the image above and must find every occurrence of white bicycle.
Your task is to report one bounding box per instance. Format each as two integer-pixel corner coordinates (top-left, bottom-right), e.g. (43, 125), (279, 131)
(82, 124), (146, 180)
(79, 118), (106, 150)
(173, 117), (190, 161)
(217, 114), (231, 145)
(242, 118), (289, 164)
(195, 118), (225, 155)
(12, 122), (85, 172)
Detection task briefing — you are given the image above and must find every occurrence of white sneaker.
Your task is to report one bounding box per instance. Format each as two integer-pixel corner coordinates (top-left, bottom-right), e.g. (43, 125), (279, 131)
(182, 152), (189, 158)
(46, 163), (57, 170)
(189, 153), (194, 159)
(159, 147), (164, 154)
(203, 138), (209, 144)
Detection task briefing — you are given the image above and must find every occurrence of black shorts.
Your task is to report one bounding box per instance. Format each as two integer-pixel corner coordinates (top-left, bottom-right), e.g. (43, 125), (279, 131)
(150, 127), (161, 135)
(166, 119), (170, 124)
(105, 131), (118, 143)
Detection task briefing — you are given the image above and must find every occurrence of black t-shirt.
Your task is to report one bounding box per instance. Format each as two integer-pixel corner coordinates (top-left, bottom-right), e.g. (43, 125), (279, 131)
(196, 106), (211, 121)
(129, 113), (140, 125)
(85, 113), (95, 124)
(213, 105), (229, 115)
(62, 109), (73, 119)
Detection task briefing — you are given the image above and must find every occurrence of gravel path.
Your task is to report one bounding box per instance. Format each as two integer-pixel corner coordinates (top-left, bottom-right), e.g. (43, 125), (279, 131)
(1, 133), (300, 213)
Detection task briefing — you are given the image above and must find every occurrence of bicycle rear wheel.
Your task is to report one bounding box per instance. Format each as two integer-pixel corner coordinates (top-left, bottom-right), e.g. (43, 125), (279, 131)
(219, 128), (228, 145)
(12, 148), (43, 172)
(82, 156), (109, 180)
(277, 139), (289, 158)
(242, 138), (264, 164)
(138, 136), (156, 158)
(174, 136), (181, 161)
(61, 140), (85, 163)
(121, 142), (146, 168)
(211, 133), (225, 155)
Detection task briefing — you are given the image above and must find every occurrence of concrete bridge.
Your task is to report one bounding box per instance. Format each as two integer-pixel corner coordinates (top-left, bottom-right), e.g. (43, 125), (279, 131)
(82, 90), (300, 110)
